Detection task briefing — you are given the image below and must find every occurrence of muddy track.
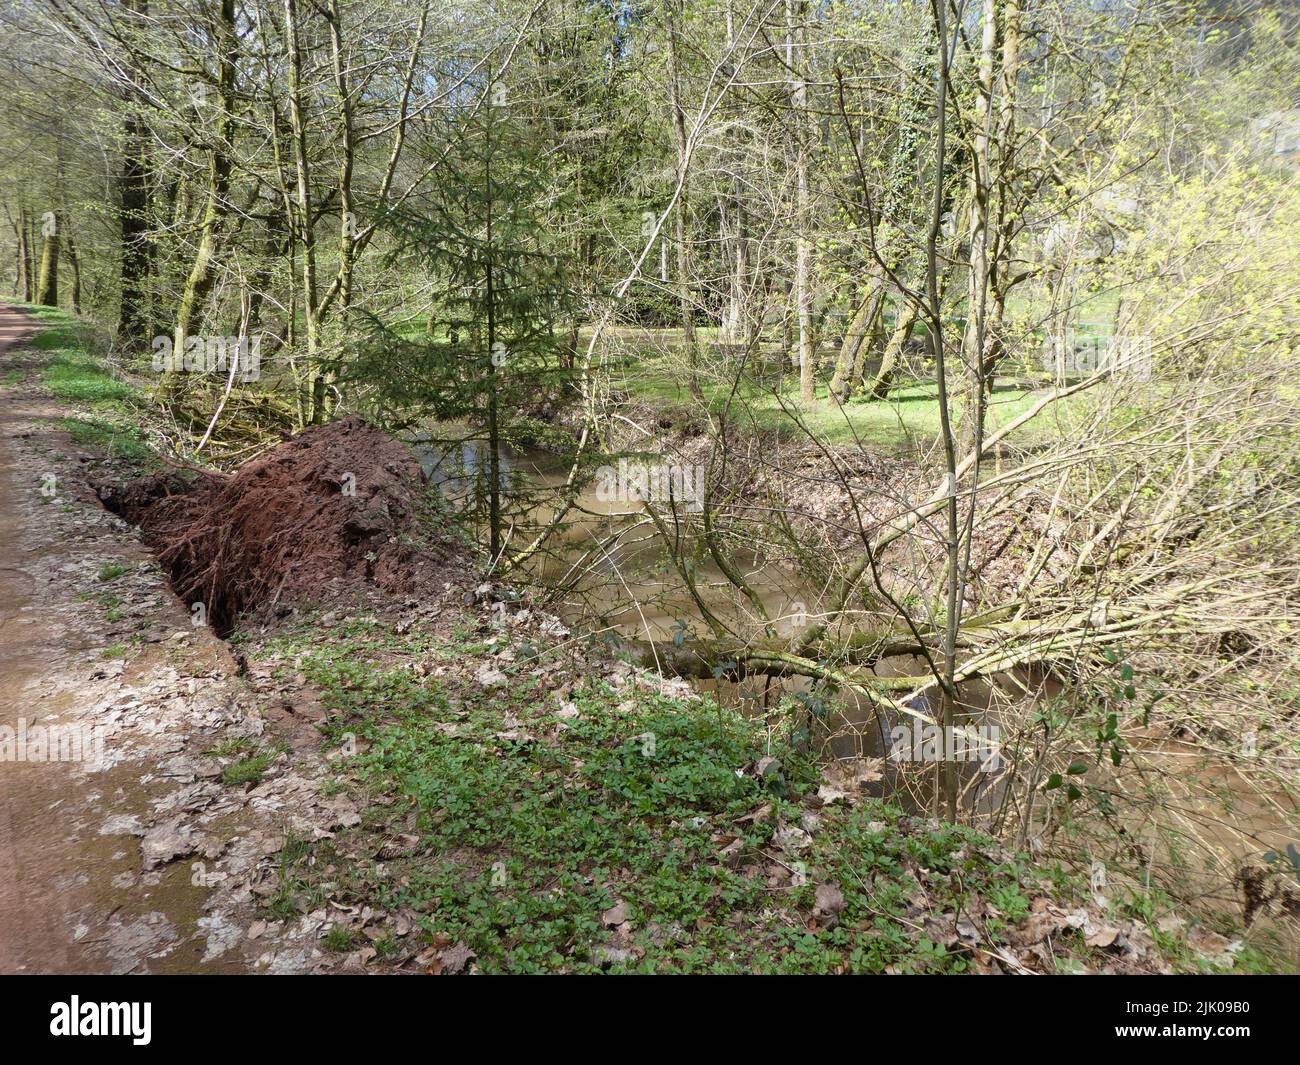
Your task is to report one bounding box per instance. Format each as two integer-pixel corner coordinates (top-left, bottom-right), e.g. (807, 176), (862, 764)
(0, 304), (361, 974)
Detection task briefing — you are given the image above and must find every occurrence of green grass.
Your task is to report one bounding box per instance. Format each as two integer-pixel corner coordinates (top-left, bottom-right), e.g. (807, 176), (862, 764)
(21, 305), (132, 406)
(393, 319), (1105, 449)
(209, 735), (287, 787)
(94, 590), (125, 623)
(60, 416), (155, 464)
(97, 563), (127, 582)
(633, 366), (1071, 447)
(323, 925), (357, 952)
(221, 752), (274, 787)
(205, 736), (258, 760)
(45, 350), (135, 405)
(5, 303), (161, 470)
(754, 380), (1055, 447)
(265, 830), (321, 920)
(253, 619), (1087, 974)
(604, 333), (1095, 448)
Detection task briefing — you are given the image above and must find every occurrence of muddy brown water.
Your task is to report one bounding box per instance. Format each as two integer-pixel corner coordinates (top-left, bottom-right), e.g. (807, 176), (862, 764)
(416, 436), (809, 638)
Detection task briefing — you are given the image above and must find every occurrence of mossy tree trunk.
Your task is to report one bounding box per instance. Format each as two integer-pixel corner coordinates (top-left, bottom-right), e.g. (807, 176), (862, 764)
(35, 211), (59, 307)
(117, 0), (153, 347)
(18, 206), (34, 302)
(828, 278), (886, 403)
(170, 0), (237, 392)
(868, 295), (921, 400)
(66, 230), (82, 314)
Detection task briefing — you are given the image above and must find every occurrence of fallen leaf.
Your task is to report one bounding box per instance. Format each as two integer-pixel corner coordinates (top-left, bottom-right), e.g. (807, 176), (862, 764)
(774, 825), (812, 853)
(814, 883), (846, 918)
(475, 664), (507, 688)
(1005, 912), (1064, 948)
(440, 941), (475, 974)
(1085, 926), (1120, 949)
(718, 838), (745, 867)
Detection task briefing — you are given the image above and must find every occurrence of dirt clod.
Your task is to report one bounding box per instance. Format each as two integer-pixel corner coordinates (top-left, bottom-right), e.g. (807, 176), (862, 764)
(105, 416), (459, 632)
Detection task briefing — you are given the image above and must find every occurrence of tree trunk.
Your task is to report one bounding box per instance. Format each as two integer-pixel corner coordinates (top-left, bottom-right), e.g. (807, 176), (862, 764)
(484, 120), (502, 563)
(722, 4), (751, 347)
(788, 0), (815, 401)
(984, 0), (1021, 398)
(117, 0), (153, 346)
(828, 277), (884, 402)
(172, 0), (237, 369)
(8, 215), (18, 298)
(868, 295), (921, 399)
(564, 317), (579, 370)
(35, 211), (59, 307)
(66, 230), (82, 314)
(284, 0), (324, 422)
(664, 1), (700, 398)
(18, 206), (34, 302)
(959, 0), (998, 457)
(328, 0), (356, 314)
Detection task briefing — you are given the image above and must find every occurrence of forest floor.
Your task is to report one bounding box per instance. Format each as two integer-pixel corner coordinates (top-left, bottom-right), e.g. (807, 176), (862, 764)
(0, 301), (1249, 974)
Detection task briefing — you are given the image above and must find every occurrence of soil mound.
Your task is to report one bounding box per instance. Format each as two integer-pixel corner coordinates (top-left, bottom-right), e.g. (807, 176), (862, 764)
(104, 416), (461, 632)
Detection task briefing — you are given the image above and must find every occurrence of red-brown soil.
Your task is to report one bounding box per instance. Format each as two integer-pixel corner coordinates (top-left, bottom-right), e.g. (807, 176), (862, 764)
(105, 416), (463, 632)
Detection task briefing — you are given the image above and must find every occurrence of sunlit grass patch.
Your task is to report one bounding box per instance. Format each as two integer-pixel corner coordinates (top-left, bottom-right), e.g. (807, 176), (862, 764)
(61, 416), (155, 464)
(46, 350), (135, 405)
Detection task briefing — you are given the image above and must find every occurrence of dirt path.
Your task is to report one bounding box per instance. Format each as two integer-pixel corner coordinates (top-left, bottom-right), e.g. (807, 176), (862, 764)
(0, 304), (359, 974)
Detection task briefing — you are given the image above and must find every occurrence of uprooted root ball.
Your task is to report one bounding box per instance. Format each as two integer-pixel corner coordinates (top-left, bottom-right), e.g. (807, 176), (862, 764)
(102, 416), (461, 632)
